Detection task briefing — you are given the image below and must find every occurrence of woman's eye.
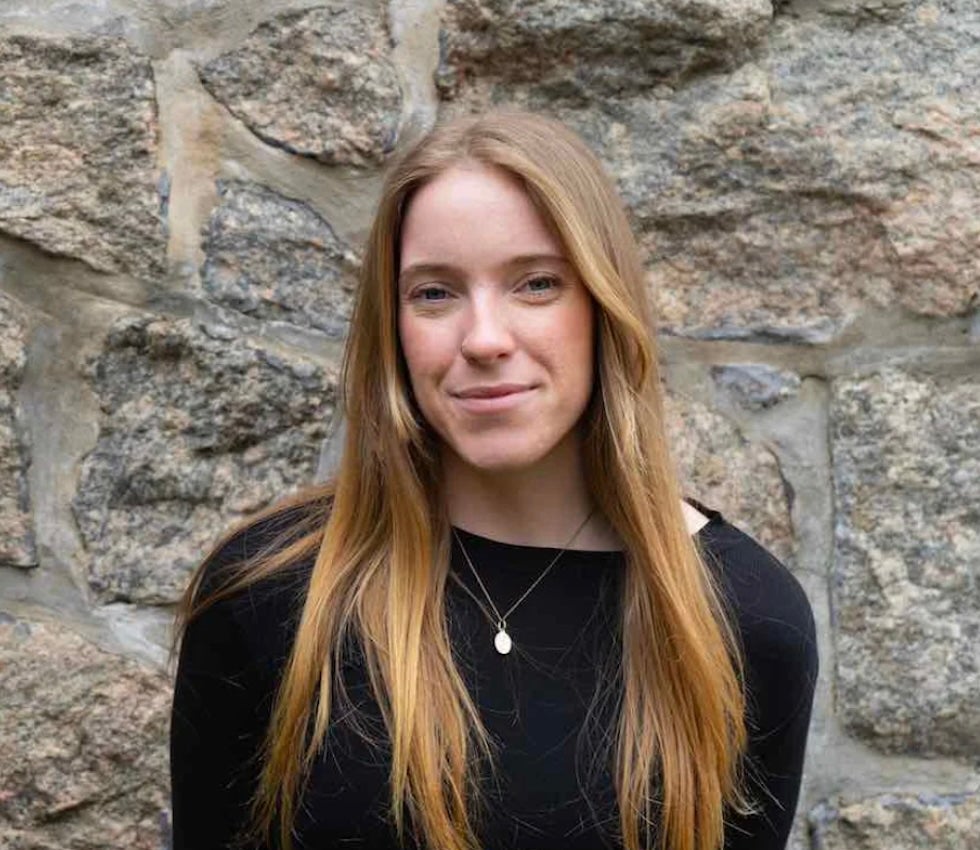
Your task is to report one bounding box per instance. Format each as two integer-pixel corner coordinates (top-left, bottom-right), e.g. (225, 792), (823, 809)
(522, 275), (560, 295)
(413, 285), (449, 302)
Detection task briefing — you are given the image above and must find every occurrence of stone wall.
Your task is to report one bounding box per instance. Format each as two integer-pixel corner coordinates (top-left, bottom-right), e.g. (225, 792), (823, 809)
(0, 1), (976, 848)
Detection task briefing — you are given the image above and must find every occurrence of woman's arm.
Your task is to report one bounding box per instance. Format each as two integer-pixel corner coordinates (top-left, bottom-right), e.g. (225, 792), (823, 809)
(170, 578), (270, 850)
(722, 544), (820, 850)
(725, 630), (819, 849)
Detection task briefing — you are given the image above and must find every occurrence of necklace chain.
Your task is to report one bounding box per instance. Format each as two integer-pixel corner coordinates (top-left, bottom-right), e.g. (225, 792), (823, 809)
(451, 508), (595, 654)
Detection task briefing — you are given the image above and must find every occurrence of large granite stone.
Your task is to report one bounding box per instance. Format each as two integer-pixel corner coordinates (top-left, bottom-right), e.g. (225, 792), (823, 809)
(831, 369), (980, 757)
(197, 3), (402, 166)
(439, 3), (979, 340)
(810, 792), (980, 850)
(637, 6), (979, 340)
(72, 315), (337, 605)
(0, 615), (170, 849)
(0, 293), (35, 568)
(666, 392), (795, 565)
(437, 0), (771, 100)
(201, 180), (359, 336)
(0, 34), (164, 278)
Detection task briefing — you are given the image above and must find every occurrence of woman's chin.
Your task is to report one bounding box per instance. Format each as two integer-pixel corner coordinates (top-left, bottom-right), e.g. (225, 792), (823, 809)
(444, 441), (547, 477)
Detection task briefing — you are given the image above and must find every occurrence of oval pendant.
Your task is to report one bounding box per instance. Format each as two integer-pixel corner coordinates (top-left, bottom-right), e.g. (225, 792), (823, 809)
(494, 628), (513, 655)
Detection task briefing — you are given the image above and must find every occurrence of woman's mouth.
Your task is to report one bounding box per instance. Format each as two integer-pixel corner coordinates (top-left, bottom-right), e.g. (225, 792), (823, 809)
(452, 384), (536, 413)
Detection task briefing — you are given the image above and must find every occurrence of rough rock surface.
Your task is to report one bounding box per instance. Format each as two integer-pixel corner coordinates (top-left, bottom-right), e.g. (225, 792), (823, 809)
(0, 293), (35, 568)
(439, 2), (980, 340)
(198, 3), (402, 166)
(831, 369), (980, 757)
(437, 0), (771, 99)
(711, 363), (801, 411)
(809, 792), (980, 850)
(666, 392), (795, 565)
(0, 33), (164, 278)
(201, 180), (359, 336)
(72, 315), (337, 605)
(0, 615), (170, 850)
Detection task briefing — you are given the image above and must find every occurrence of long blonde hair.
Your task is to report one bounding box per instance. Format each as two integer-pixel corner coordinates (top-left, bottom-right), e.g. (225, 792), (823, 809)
(175, 109), (751, 850)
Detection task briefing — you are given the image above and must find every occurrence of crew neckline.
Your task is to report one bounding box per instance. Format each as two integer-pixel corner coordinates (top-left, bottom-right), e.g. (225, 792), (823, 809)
(451, 496), (724, 554)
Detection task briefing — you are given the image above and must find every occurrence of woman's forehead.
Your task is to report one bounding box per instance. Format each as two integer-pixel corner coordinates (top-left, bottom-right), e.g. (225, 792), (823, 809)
(398, 165), (567, 275)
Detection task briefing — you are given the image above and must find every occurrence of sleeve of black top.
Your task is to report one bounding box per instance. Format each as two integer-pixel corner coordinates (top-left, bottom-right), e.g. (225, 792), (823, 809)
(170, 558), (269, 850)
(718, 535), (820, 850)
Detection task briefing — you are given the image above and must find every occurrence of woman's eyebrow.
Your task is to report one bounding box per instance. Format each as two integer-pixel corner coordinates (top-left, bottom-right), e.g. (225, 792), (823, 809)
(398, 253), (570, 286)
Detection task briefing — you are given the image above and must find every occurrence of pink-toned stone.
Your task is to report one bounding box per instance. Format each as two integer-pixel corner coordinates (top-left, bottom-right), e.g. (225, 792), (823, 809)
(666, 392), (795, 565)
(810, 792), (980, 850)
(198, 3), (401, 166)
(0, 616), (170, 849)
(0, 34), (164, 278)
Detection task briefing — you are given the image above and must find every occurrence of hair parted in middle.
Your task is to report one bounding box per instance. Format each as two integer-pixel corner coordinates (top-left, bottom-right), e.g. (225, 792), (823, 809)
(177, 107), (754, 850)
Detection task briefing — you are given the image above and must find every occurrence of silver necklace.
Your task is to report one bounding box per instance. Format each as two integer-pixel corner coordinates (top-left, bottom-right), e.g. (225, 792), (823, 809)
(451, 508), (595, 655)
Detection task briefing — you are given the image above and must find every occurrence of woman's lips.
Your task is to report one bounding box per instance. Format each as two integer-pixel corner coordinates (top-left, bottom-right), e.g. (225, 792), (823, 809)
(452, 386), (536, 413)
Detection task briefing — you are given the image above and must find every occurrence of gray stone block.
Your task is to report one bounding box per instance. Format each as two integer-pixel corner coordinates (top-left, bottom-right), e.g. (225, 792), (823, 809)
(711, 363), (802, 411)
(201, 180), (358, 337)
(831, 368), (980, 757)
(437, 0), (771, 99)
(0, 292), (35, 568)
(72, 315), (337, 605)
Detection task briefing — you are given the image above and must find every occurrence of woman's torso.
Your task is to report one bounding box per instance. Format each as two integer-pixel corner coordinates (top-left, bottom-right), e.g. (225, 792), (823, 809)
(170, 498), (818, 850)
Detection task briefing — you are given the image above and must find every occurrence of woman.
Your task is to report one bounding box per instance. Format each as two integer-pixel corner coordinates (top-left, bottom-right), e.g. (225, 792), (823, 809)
(170, 109), (818, 850)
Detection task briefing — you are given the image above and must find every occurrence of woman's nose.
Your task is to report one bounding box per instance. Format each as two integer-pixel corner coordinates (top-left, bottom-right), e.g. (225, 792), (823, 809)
(459, 294), (515, 362)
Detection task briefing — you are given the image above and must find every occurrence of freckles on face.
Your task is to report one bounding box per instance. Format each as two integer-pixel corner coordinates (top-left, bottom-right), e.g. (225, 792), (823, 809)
(396, 162), (595, 474)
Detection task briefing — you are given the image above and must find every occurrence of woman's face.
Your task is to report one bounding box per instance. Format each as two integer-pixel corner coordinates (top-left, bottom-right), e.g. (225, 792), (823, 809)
(397, 162), (595, 475)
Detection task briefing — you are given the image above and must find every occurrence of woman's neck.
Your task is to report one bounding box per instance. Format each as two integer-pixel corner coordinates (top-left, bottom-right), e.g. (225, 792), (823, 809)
(440, 439), (622, 551)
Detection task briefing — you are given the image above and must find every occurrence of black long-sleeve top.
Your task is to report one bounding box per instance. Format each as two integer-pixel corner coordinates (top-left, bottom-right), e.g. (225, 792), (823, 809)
(170, 497), (819, 850)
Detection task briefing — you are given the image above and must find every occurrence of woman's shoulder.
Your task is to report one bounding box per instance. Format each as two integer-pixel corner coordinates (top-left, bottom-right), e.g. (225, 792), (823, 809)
(687, 499), (809, 615)
(687, 497), (819, 733)
(187, 496), (324, 649)
(176, 498), (322, 689)
(686, 497), (818, 666)
(195, 495), (324, 595)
